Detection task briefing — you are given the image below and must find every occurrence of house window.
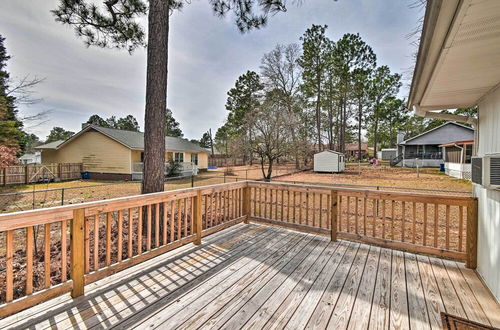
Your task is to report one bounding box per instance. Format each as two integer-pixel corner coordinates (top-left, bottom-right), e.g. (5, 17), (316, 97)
(174, 152), (184, 163)
(191, 153), (198, 165)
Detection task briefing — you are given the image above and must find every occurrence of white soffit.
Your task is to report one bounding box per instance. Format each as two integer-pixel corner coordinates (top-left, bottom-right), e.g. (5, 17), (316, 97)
(421, 0), (500, 110)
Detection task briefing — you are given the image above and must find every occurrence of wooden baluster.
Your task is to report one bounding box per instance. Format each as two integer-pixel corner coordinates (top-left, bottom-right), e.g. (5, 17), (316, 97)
(346, 196), (351, 233)
(372, 198), (376, 237)
(106, 212), (112, 265)
(6, 230), (14, 302)
(183, 198), (188, 236)
(94, 215), (99, 270)
(268, 189), (272, 219)
(177, 199), (181, 238)
(293, 191), (296, 224)
(83, 217), (89, 273)
(423, 203), (428, 246)
(412, 202), (417, 244)
(163, 202), (168, 244)
(286, 190), (290, 222)
(391, 200), (395, 240)
(338, 195), (343, 231)
(253, 187), (257, 217)
(381, 200), (386, 239)
(208, 194), (213, 227)
(194, 191), (202, 245)
(326, 194), (331, 229)
(155, 203), (160, 246)
(319, 194), (323, 228)
(204, 195), (208, 229)
(137, 207), (143, 254)
(355, 197), (359, 234)
(170, 200), (175, 242)
(44, 223), (51, 288)
(146, 205), (151, 249)
(363, 197), (367, 235)
(26, 226), (33, 295)
(434, 203), (439, 248)
(61, 220), (68, 282)
(243, 187), (250, 223)
(458, 206), (464, 252)
(445, 205), (450, 250)
(234, 189), (237, 219)
(128, 208), (133, 258)
(71, 209), (85, 298)
(401, 202), (406, 242)
(305, 192), (309, 225)
(117, 210), (123, 261)
(331, 191), (338, 241)
(312, 193), (316, 227)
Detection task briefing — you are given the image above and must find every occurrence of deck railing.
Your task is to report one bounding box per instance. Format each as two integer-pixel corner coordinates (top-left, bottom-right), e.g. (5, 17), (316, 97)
(0, 181), (477, 318)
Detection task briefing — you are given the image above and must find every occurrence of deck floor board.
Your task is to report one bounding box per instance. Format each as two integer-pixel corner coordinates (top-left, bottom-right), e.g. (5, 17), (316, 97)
(1, 223), (498, 330)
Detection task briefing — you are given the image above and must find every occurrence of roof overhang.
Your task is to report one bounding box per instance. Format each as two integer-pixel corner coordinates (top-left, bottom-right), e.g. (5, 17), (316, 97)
(408, 0), (500, 114)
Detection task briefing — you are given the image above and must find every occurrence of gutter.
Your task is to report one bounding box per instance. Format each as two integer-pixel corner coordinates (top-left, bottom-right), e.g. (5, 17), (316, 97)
(413, 105), (477, 127)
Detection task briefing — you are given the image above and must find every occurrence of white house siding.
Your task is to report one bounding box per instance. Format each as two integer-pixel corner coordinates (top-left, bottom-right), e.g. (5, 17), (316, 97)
(444, 163), (471, 180)
(475, 85), (500, 301)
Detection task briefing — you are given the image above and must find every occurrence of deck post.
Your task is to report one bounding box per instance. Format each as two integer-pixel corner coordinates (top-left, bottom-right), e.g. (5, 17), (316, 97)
(71, 208), (85, 297)
(193, 190), (203, 245)
(331, 190), (338, 242)
(243, 185), (250, 223)
(466, 198), (478, 269)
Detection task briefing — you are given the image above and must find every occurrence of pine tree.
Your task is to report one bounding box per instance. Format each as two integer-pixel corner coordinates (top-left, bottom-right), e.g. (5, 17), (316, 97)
(52, 0), (292, 194)
(46, 127), (75, 143)
(0, 35), (24, 147)
(165, 108), (183, 137)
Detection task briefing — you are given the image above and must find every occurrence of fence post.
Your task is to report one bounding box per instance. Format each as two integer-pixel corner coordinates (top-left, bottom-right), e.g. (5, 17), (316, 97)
(330, 190), (338, 242)
(71, 208), (86, 297)
(243, 185), (251, 223)
(193, 190), (203, 245)
(466, 199), (478, 269)
(224, 172), (226, 183)
(24, 165), (29, 184)
(61, 188), (65, 206)
(191, 175), (194, 188)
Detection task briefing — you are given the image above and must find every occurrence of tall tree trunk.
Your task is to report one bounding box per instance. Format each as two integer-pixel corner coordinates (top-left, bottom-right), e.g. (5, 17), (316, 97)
(358, 101), (362, 161)
(373, 100), (380, 157)
(142, 0), (169, 194)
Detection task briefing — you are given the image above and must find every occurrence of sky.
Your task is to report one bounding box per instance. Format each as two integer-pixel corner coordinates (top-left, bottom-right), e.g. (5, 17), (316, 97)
(0, 0), (422, 141)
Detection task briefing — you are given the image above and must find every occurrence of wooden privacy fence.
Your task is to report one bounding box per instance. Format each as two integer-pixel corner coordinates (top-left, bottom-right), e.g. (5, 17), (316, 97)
(0, 163), (83, 185)
(0, 180), (477, 318)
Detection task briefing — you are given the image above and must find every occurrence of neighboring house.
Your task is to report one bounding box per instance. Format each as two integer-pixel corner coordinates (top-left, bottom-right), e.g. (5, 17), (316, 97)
(344, 143), (369, 159)
(35, 124), (209, 180)
(441, 140), (474, 180)
(393, 122), (474, 167)
(408, 0), (500, 301)
(378, 148), (397, 161)
(18, 152), (41, 165)
(313, 150), (345, 173)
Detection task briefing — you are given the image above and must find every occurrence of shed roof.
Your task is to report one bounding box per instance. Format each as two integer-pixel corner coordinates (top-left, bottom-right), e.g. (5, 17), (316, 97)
(36, 125), (208, 153)
(399, 122), (474, 146)
(315, 150), (344, 156)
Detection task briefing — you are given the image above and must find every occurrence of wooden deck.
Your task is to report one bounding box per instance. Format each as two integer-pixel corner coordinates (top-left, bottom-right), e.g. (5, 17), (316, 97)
(1, 223), (498, 330)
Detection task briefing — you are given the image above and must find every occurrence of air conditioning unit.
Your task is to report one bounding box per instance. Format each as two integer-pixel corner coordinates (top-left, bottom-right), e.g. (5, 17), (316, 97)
(471, 154), (500, 189)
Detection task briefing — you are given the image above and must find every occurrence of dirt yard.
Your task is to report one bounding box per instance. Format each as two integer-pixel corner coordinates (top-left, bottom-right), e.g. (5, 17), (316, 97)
(277, 164), (471, 194)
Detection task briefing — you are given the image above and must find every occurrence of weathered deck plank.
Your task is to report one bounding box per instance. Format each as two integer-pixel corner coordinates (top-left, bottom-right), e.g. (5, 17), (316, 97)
(1, 223), (499, 330)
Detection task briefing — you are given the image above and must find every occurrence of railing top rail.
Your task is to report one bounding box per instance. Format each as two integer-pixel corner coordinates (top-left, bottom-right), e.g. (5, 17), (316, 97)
(246, 180), (476, 202)
(0, 181), (247, 231)
(0, 180), (476, 231)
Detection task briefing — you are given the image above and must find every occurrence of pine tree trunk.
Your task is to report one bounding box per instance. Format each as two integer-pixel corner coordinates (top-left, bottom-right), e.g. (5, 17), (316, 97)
(373, 101), (380, 157)
(142, 0), (169, 194)
(358, 101), (362, 161)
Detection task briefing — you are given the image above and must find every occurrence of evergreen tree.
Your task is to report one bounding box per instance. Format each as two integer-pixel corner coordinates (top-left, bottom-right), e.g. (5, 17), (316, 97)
(52, 0), (293, 194)
(0, 35), (24, 147)
(116, 115), (140, 131)
(86, 114), (108, 127)
(165, 108), (183, 137)
(46, 127), (75, 143)
(299, 25), (332, 151)
(199, 132), (212, 149)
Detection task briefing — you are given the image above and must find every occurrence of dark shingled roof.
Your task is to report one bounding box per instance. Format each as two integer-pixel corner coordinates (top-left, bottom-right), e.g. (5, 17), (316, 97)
(36, 125), (208, 153)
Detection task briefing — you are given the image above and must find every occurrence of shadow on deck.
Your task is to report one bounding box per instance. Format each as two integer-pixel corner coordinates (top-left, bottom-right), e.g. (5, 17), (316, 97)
(1, 223), (498, 330)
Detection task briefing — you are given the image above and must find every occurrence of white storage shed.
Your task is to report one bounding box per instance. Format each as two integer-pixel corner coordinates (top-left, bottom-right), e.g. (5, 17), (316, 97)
(313, 150), (345, 173)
